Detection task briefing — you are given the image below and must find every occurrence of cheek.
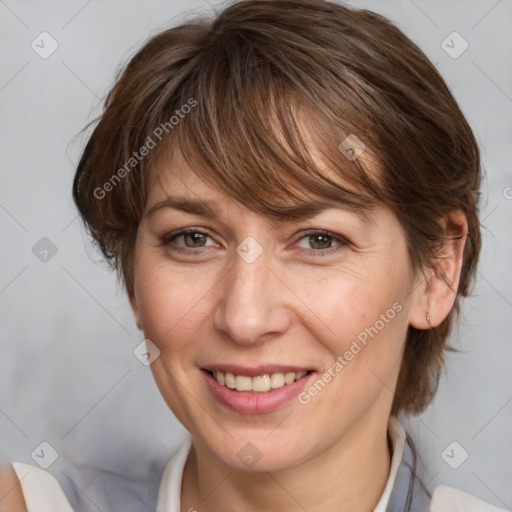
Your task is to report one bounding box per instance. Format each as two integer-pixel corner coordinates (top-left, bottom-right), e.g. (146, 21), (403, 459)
(294, 271), (394, 343)
(134, 258), (213, 351)
(295, 268), (409, 388)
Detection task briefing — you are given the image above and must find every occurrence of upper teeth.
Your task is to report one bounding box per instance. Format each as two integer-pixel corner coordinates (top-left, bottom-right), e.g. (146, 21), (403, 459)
(213, 370), (308, 392)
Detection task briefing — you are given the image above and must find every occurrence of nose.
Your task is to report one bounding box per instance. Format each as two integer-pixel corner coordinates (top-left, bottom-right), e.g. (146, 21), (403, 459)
(213, 245), (291, 346)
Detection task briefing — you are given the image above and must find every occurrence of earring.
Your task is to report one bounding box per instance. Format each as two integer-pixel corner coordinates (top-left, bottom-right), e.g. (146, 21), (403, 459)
(426, 311), (433, 330)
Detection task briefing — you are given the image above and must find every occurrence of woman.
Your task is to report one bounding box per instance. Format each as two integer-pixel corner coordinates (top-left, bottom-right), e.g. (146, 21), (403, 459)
(2, 0), (506, 510)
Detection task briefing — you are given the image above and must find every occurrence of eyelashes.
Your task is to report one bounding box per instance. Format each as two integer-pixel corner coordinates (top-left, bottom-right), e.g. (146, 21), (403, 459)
(161, 227), (349, 258)
(296, 229), (349, 254)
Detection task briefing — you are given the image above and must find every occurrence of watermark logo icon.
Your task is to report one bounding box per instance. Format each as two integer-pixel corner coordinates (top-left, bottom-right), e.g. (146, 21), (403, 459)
(441, 441), (469, 469)
(133, 339), (161, 366)
(441, 32), (468, 59)
(237, 442), (262, 468)
(31, 441), (59, 469)
(31, 32), (59, 59)
(338, 134), (366, 161)
(236, 236), (263, 264)
(32, 237), (58, 263)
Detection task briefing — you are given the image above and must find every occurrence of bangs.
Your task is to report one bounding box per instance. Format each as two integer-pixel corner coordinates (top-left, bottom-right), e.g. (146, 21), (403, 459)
(150, 36), (384, 222)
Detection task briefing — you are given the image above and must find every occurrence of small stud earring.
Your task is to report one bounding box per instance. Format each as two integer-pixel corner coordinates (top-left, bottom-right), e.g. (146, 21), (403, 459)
(426, 311), (433, 330)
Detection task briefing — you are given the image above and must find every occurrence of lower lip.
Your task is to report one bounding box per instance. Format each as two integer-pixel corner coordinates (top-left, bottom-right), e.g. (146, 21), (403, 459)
(202, 370), (314, 414)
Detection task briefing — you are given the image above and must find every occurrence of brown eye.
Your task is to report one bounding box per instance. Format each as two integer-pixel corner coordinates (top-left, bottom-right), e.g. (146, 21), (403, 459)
(181, 232), (208, 247)
(162, 228), (216, 250)
(295, 230), (349, 257)
(308, 233), (334, 250)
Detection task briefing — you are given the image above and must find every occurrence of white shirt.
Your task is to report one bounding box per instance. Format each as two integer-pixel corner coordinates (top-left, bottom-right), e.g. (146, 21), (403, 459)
(12, 416), (506, 511)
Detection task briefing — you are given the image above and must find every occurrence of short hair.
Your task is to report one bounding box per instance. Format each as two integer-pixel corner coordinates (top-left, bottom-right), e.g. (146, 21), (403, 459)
(73, 0), (482, 415)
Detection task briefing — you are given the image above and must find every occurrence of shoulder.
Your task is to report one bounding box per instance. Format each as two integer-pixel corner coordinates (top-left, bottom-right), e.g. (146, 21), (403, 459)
(431, 485), (508, 512)
(7, 458), (167, 512)
(0, 463), (28, 512)
(9, 461), (74, 512)
(56, 459), (165, 511)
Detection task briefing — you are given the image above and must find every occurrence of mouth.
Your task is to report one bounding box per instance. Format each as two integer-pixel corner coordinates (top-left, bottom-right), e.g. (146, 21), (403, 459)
(201, 365), (316, 414)
(203, 368), (313, 393)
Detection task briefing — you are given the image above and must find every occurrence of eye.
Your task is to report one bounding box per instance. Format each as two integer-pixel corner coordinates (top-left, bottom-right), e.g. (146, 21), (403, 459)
(295, 230), (349, 256)
(161, 228), (217, 251)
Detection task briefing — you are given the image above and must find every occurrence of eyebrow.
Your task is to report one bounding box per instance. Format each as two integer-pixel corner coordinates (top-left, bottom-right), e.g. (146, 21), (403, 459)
(145, 195), (374, 223)
(146, 197), (223, 218)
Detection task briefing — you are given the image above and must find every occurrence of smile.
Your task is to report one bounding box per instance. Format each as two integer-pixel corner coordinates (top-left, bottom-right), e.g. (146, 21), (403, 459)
(208, 369), (310, 392)
(202, 367), (315, 414)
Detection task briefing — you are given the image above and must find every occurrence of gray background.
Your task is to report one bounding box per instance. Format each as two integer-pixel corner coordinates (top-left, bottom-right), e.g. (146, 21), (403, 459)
(0, 0), (511, 509)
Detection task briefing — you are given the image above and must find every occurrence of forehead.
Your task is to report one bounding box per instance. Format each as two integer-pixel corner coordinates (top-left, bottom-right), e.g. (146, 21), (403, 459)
(145, 150), (377, 224)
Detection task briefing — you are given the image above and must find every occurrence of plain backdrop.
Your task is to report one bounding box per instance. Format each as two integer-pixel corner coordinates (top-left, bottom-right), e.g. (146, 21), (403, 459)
(1, 0), (511, 509)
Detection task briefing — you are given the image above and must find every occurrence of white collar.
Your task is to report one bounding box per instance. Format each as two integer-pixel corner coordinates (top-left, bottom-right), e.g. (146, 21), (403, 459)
(156, 416), (407, 511)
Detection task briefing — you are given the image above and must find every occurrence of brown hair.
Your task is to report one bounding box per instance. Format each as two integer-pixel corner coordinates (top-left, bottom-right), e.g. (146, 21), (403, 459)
(73, 0), (481, 415)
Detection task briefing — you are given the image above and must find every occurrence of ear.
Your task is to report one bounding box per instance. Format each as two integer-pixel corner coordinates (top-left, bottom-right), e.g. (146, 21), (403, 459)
(128, 290), (142, 330)
(408, 209), (468, 329)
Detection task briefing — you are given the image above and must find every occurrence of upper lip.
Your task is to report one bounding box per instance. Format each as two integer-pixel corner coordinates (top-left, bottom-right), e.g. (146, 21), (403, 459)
(202, 364), (314, 377)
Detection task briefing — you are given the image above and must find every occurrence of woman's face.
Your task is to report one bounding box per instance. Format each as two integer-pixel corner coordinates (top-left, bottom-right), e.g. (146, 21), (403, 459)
(130, 151), (425, 471)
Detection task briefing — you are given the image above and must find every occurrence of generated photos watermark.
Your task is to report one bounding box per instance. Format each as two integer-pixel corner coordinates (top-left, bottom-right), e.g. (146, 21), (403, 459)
(93, 97), (198, 200)
(298, 301), (403, 405)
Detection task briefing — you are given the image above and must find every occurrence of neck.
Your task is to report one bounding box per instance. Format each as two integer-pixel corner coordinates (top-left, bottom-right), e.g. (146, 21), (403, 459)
(181, 416), (393, 512)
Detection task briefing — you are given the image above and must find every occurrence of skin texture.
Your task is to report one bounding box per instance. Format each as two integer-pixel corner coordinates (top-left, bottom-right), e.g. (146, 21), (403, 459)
(0, 464), (27, 512)
(129, 151), (467, 512)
